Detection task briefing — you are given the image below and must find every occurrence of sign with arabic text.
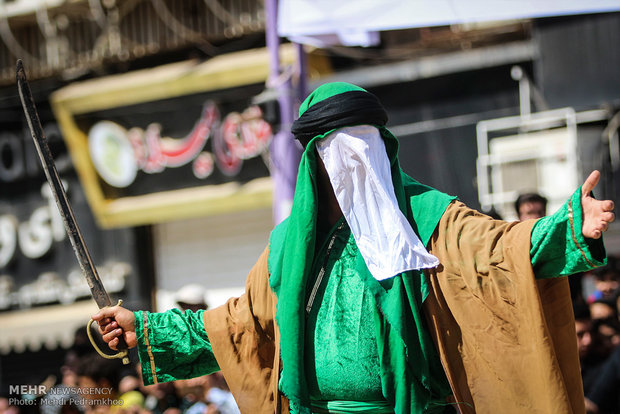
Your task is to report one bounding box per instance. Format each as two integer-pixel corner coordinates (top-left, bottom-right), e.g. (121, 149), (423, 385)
(50, 48), (286, 228)
(79, 92), (272, 199)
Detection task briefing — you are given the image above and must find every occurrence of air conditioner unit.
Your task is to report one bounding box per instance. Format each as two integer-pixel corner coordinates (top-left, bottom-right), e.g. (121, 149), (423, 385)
(487, 128), (578, 221)
(477, 108), (581, 221)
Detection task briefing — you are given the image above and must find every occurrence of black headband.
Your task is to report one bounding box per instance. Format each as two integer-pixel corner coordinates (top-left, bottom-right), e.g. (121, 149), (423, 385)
(291, 90), (388, 146)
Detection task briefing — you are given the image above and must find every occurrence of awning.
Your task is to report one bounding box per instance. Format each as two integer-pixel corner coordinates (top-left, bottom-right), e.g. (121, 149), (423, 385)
(278, 0), (620, 46)
(0, 301), (99, 354)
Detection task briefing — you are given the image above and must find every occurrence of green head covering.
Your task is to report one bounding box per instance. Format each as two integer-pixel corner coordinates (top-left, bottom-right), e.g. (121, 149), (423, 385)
(269, 82), (455, 413)
(297, 82), (366, 115)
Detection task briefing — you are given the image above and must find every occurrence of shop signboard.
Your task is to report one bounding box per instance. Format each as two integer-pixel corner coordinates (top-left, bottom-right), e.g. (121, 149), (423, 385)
(51, 47), (297, 228)
(0, 121), (131, 315)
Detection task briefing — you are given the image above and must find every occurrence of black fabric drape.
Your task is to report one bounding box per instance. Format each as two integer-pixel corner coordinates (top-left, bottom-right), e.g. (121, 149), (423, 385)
(291, 90), (388, 146)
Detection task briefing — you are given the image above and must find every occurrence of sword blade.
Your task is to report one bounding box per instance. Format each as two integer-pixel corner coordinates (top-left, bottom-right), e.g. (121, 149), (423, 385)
(16, 59), (112, 309)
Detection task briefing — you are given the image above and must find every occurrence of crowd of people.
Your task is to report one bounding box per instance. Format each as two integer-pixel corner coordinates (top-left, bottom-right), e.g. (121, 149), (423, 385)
(575, 258), (620, 414)
(0, 286), (240, 414)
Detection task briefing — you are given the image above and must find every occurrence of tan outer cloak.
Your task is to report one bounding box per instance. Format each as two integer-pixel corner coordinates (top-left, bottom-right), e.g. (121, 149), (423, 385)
(203, 247), (288, 414)
(424, 201), (584, 414)
(203, 201), (584, 414)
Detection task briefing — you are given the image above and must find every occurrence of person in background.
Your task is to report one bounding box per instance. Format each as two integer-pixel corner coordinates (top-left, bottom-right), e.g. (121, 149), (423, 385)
(585, 346), (620, 414)
(204, 372), (240, 414)
(175, 284), (209, 313)
(76, 353), (121, 414)
(574, 302), (606, 396)
(514, 192), (548, 220)
(590, 298), (617, 322)
(116, 373), (145, 414)
(140, 381), (182, 414)
(595, 317), (620, 351)
(587, 256), (620, 304)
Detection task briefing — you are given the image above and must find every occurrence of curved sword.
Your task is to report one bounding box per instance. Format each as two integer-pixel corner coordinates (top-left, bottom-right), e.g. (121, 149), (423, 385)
(16, 59), (129, 363)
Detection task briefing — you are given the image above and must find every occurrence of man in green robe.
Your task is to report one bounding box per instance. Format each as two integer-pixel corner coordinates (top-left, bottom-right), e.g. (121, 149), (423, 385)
(94, 82), (615, 414)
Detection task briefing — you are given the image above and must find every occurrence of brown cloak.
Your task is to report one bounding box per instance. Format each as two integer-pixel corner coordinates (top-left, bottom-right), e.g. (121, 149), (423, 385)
(204, 201), (584, 414)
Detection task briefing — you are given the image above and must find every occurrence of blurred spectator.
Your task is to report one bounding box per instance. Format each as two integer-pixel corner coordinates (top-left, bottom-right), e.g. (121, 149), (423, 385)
(40, 355), (82, 414)
(76, 353), (121, 413)
(590, 298), (617, 322)
(175, 284), (208, 313)
(514, 192), (547, 221)
(173, 376), (208, 414)
(136, 362), (183, 414)
(594, 317), (620, 351)
(0, 397), (20, 414)
(116, 373), (145, 414)
(41, 325), (118, 414)
(587, 257), (620, 304)
(204, 373), (239, 414)
(181, 372), (239, 414)
(574, 302), (607, 395)
(585, 346), (620, 414)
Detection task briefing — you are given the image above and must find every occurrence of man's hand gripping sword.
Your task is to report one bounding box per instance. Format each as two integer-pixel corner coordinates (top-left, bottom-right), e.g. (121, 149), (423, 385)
(16, 59), (130, 365)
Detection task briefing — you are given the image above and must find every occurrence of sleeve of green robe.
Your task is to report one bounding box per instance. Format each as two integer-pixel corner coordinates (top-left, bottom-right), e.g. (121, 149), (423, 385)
(134, 308), (220, 385)
(530, 186), (606, 279)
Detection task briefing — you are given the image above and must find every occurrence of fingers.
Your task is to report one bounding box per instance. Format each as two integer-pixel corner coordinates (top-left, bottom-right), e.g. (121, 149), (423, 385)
(582, 170), (601, 196)
(101, 320), (119, 335)
(108, 336), (120, 351)
(92, 305), (123, 336)
(588, 216), (612, 239)
(601, 211), (615, 223)
(102, 328), (124, 350)
(92, 306), (119, 322)
(602, 200), (615, 213)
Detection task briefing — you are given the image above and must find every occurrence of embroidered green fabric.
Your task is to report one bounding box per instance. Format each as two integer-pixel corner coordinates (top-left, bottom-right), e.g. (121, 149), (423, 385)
(304, 220), (384, 402)
(531, 186), (606, 278)
(134, 309), (219, 385)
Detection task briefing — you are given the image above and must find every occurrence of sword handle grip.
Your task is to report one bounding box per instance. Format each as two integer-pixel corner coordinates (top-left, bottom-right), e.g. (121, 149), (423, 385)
(87, 300), (131, 365)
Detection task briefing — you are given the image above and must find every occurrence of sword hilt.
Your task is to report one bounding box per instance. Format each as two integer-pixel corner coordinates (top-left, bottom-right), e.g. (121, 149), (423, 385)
(87, 300), (130, 365)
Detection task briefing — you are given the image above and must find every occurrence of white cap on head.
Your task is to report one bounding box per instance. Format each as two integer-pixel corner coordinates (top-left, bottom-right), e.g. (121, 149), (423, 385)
(175, 283), (207, 306)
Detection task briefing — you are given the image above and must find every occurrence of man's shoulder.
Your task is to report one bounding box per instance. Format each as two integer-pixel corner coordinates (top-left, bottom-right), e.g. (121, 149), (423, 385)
(401, 176), (457, 245)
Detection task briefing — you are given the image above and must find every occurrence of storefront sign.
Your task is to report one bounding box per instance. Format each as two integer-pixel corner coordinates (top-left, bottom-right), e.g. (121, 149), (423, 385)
(87, 102), (271, 188)
(0, 182), (128, 310)
(50, 47), (305, 228)
(0, 118), (134, 311)
(0, 192), (129, 310)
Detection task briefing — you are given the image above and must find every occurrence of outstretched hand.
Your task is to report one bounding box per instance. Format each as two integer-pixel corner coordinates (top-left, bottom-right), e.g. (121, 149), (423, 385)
(92, 305), (137, 351)
(581, 170), (615, 239)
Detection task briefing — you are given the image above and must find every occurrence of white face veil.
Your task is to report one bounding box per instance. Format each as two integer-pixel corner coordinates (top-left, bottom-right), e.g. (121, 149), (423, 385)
(316, 125), (439, 281)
